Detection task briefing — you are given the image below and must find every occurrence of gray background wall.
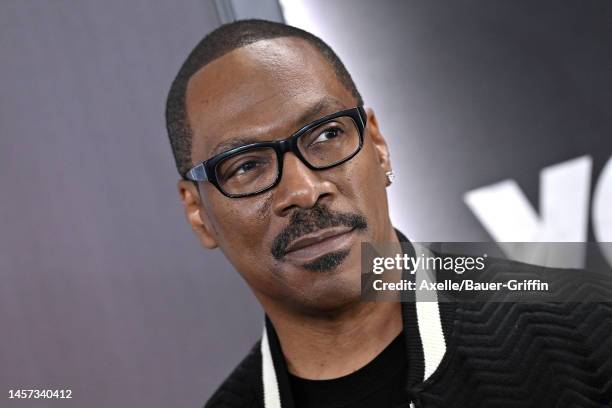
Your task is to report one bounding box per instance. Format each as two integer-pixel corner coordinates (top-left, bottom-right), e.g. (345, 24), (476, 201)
(1, 1), (610, 407)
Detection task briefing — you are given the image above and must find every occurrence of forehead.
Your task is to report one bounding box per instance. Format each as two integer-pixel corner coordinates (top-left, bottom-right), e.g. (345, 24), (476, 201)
(185, 37), (355, 161)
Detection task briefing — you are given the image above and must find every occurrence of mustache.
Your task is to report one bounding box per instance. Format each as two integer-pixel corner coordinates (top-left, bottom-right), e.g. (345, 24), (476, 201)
(271, 204), (368, 260)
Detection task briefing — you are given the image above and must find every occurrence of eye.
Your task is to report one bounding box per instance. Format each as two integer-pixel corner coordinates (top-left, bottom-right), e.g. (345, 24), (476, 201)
(310, 126), (343, 146)
(235, 160), (259, 175)
(223, 157), (270, 180)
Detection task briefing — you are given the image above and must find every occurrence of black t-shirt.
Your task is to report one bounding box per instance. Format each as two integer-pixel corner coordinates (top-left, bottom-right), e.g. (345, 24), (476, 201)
(288, 333), (408, 408)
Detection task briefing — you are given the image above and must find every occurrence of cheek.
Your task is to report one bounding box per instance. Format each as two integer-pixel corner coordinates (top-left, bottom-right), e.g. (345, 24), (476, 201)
(338, 140), (390, 231)
(207, 193), (274, 261)
(340, 139), (387, 203)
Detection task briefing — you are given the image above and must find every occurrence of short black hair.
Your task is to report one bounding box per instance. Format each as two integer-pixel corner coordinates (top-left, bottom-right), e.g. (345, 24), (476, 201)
(165, 19), (363, 177)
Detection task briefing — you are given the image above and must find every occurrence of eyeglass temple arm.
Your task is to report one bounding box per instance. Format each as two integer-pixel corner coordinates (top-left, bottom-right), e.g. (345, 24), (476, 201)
(357, 106), (367, 128)
(186, 163), (208, 182)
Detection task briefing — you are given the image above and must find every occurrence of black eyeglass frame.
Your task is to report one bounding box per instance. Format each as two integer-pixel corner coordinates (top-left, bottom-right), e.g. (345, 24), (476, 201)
(184, 106), (367, 198)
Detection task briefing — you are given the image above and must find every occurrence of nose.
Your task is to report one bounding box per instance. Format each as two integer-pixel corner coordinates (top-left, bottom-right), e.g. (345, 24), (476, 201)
(272, 153), (336, 217)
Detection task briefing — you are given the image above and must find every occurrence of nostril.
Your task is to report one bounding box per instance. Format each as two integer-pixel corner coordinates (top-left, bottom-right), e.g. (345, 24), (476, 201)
(280, 203), (299, 217)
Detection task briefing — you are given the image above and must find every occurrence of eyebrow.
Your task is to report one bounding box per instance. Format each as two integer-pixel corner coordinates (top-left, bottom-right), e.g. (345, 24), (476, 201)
(206, 96), (348, 159)
(210, 137), (266, 158)
(295, 96), (346, 130)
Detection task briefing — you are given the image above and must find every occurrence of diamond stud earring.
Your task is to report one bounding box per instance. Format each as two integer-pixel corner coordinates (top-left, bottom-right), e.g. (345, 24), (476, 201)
(385, 170), (395, 185)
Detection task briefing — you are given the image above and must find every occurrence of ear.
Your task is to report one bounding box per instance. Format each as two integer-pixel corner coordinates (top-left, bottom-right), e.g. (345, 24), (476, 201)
(365, 107), (392, 181)
(177, 180), (218, 249)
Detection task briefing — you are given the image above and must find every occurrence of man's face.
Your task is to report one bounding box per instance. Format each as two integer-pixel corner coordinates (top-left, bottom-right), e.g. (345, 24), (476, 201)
(180, 37), (395, 313)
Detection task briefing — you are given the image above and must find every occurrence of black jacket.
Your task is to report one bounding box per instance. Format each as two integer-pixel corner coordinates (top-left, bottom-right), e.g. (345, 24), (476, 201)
(205, 232), (612, 407)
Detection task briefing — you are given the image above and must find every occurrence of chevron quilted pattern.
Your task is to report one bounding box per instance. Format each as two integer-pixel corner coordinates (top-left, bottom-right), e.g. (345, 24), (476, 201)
(418, 301), (612, 407)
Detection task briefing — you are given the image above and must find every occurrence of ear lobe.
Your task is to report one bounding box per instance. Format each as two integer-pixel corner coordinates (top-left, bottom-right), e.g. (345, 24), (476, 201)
(177, 180), (218, 249)
(365, 107), (392, 175)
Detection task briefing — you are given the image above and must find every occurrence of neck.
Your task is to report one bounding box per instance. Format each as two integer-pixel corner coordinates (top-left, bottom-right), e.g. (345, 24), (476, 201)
(266, 300), (402, 380)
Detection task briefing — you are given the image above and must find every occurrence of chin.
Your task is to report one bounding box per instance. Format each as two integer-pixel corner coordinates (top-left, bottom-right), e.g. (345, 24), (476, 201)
(289, 250), (364, 314)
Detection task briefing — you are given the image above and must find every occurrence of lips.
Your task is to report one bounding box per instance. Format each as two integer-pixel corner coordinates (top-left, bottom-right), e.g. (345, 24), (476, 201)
(282, 226), (355, 261)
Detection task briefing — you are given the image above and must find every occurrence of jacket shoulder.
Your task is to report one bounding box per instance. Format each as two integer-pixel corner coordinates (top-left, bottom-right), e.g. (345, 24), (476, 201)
(204, 341), (262, 408)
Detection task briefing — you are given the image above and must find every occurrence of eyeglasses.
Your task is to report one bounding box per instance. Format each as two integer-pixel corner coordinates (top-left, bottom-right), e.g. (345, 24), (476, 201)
(184, 106), (367, 198)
